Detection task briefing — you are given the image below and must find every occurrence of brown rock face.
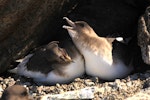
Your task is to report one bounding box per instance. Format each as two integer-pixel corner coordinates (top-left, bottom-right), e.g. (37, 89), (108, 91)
(0, 0), (77, 73)
(138, 6), (150, 65)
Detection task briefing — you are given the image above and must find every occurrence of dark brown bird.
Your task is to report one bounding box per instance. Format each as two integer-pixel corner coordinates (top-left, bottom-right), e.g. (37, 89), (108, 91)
(10, 41), (84, 85)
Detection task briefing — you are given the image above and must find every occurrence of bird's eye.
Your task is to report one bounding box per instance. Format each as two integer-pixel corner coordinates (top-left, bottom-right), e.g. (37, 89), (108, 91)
(78, 23), (84, 27)
(21, 91), (27, 96)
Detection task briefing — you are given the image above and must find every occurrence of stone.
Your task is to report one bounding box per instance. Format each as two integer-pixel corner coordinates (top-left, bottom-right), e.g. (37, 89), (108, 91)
(138, 6), (150, 65)
(0, 0), (78, 73)
(40, 87), (97, 100)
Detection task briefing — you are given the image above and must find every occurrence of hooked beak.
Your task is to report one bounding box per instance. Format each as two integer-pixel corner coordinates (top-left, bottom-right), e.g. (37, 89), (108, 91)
(64, 54), (72, 62)
(60, 54), (74, 63)
(62, 17), (76, 30)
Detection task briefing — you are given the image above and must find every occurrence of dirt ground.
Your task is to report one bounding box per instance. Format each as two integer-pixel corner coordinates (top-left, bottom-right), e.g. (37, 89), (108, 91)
(0, 70), (149, 100)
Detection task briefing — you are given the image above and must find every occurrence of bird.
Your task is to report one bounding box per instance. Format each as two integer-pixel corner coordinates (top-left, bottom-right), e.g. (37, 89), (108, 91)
(0, 85), (32, 100)
(63, 17), (133, 80)
(10, 41), (85, 85)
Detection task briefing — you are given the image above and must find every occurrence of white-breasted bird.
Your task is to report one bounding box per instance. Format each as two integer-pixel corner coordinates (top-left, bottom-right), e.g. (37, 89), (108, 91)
(10, 41), (85, 85)
(63, 17), (133, 80)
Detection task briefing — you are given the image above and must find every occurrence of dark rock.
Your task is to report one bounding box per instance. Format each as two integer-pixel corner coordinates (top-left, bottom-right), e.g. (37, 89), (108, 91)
(143, 78), (150, 88)
(0, 0), (78, 73)
(138, 6), (150, 65)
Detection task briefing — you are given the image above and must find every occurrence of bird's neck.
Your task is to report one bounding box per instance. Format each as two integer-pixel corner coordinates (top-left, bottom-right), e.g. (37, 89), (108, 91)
(71, 33), (113, 65)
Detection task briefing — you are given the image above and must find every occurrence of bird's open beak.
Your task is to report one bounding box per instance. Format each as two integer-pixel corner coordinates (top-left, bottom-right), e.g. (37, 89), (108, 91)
(64, 54), (72, 62)
(65, 54), (75, 63)
(62, 17), (76, 30)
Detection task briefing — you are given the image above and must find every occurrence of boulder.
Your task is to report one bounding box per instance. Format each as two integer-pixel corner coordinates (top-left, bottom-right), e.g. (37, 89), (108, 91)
(138, 6), (150, 65)
(0, 0), (77, 73)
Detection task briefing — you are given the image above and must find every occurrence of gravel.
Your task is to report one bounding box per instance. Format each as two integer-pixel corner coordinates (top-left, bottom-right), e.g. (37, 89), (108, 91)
(0, 71), (150, 100)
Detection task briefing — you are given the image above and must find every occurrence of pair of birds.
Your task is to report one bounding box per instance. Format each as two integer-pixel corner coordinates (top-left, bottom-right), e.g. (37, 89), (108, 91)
(10, 17), (133, 85)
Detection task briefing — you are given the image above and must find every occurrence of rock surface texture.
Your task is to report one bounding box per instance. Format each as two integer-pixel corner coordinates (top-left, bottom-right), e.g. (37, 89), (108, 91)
(0, 0), (77, 73)
(138, 6), (150, 65)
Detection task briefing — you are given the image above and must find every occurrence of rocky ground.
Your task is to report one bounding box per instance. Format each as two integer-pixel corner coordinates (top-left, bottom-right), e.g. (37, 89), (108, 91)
(0, 70), (150, 100)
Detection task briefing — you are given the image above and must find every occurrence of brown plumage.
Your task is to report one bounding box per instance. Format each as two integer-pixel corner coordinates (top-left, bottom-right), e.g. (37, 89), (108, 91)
(9, 41), (85, 85)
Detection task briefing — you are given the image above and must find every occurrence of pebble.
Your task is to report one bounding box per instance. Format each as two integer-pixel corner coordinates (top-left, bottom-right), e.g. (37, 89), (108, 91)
(85, 80), (95, 86)
(56, 83), (60, 87)
(127, 81), (132, 87)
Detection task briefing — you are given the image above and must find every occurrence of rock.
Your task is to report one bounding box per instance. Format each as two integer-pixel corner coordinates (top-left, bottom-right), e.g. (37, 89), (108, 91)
(138, 6), (150, 65)
(0, 0), (78, 73)
(40, 86), (97, 100)
(84, 79), (95, 86)
(143, 78), (150, 88)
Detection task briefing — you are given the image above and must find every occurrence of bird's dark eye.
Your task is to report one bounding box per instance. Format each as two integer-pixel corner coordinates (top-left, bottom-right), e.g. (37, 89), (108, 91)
(21, 91), (27, 96)
(78, 23), (84, 27)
